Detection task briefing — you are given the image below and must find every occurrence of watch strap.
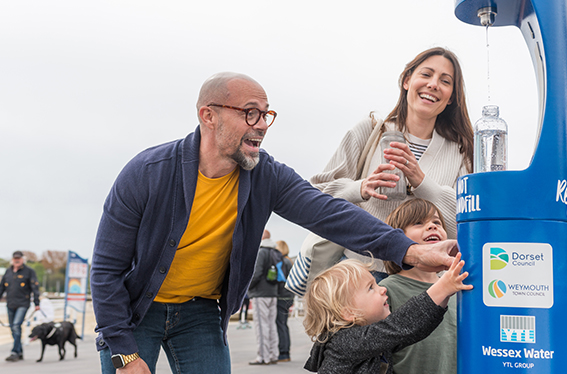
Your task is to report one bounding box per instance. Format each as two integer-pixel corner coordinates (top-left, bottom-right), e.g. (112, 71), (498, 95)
(122, 352), (140, 366)
(112, 352), (140, 368)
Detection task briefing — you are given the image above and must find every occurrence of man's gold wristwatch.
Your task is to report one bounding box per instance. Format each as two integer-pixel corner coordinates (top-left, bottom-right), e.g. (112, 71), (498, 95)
(111, 352), (140, 369)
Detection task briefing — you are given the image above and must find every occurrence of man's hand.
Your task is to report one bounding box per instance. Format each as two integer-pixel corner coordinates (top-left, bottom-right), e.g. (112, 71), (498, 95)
(118, 358), (151, 374)
(403, 240), (460, 272)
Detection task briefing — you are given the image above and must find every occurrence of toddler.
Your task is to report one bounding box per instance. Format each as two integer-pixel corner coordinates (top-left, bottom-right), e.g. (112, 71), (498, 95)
(303, 250), (472, 374)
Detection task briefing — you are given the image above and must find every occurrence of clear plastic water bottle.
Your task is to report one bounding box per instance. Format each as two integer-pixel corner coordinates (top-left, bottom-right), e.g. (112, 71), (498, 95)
(474, 105), (508, 172)
(379, 131), (407, 200)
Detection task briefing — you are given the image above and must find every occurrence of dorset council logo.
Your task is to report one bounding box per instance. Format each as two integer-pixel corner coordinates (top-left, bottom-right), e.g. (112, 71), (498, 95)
(488, 279), (507, 298)
(490, 247), (509, 270)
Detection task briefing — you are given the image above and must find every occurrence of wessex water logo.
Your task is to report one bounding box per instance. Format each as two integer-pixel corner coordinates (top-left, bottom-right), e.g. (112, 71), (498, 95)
(488, 279), (507, 299)
(490, 247), (509, 270)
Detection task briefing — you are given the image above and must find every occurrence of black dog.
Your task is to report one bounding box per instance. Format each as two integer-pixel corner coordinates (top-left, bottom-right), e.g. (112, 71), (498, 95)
(29, 322), (80, 362)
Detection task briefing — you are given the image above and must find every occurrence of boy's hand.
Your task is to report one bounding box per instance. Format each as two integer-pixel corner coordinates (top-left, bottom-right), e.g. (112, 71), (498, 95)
(427, 252), (473, 307)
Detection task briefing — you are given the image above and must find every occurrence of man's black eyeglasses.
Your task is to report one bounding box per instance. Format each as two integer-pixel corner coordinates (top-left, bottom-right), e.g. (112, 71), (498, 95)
(208, 104), (277, 127)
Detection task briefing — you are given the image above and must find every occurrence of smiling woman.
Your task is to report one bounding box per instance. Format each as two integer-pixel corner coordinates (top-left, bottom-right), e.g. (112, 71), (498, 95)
(403, 55), (456, 136)
(309, 48), (474, 279)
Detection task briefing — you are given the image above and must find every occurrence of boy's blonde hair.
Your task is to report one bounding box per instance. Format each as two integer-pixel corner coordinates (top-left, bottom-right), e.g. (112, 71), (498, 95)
(303, 259), (375, 343)
(384, 198), (447, 274)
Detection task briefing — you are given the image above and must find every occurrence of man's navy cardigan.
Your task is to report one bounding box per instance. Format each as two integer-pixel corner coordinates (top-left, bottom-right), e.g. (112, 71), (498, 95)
(90, 126), (415, 355)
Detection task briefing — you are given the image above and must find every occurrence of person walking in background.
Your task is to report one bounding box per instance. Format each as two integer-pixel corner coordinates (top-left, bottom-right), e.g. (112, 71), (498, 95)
(247, 230), (280, 365)
(275, 240), (294, 362)
(0, 251), (40, 362)
(310, 47), (474, 280)
(379, 198), (457, 374)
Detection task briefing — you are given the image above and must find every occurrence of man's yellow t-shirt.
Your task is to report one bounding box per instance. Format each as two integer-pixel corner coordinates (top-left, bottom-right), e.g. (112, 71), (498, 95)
(154, 167), (239, 303)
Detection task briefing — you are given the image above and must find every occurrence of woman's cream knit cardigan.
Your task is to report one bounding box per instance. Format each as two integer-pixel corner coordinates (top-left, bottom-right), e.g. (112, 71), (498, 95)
(310, 116), (469, 249)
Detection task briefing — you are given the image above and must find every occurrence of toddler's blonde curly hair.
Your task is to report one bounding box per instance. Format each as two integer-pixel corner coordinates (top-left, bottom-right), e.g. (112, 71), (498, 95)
(303, 259), (375, 343)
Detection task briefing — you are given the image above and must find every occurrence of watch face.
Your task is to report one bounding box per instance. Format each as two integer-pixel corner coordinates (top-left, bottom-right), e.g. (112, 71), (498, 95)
(111, 355), (125, 368)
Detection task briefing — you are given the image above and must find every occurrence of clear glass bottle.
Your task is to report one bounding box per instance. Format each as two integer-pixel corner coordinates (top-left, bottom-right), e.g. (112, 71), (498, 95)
(379, 131), (407, 200)
(474, 105), (508, 172)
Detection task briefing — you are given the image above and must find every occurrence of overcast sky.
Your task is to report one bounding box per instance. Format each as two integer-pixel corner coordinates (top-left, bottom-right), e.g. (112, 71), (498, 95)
(0, 0), (539, 261)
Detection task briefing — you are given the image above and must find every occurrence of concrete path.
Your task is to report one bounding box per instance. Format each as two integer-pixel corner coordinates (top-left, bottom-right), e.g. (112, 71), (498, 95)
(0, 316), (314, 373)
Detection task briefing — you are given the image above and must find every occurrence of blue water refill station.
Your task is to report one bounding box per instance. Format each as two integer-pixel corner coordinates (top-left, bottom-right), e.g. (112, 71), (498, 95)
(454, 0), (567, 372)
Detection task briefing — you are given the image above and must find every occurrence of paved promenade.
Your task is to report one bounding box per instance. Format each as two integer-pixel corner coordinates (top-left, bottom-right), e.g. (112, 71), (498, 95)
(0, 303), (314, 373)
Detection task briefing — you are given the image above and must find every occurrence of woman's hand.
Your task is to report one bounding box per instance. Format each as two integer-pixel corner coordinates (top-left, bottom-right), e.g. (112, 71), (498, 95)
(360, 163), (400, 200)
(383, 141), (425, 188)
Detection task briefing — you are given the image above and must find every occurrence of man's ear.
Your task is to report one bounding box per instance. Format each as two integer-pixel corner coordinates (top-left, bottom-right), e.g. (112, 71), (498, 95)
(199, 106), (217, 130)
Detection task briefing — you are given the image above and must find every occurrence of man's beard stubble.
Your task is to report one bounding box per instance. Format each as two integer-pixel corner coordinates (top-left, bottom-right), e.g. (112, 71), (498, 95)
(217, 119), (260, 171)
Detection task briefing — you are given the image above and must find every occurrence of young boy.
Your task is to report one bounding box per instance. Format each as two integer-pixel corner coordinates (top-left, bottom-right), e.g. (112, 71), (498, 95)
(379, 198), (455, 373)
(303, 252), (471, 373)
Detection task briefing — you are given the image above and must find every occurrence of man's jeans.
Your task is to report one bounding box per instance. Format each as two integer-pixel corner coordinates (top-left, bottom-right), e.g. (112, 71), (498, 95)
(100, 297), (230, 373)
(7, 306), (29, 356)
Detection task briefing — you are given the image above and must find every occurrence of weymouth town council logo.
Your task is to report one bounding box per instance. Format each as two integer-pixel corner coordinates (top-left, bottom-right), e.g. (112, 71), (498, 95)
(489, 279), (507, 298)
(490, 247), (509, 270)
